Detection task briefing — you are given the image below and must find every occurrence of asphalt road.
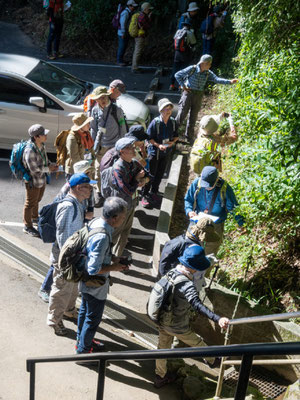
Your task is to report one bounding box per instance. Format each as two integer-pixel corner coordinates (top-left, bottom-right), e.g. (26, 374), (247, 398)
(0, 21), (181, 110)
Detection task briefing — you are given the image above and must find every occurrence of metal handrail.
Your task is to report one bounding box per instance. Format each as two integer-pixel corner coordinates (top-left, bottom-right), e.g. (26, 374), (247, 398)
(229, 311), (300, 325)
(27, 341), (300, 400)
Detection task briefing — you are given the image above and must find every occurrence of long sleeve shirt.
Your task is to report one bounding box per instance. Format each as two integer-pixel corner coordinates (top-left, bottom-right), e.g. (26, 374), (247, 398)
(184, 177), (244, 226)
(118, 7), (132, 36)
(80, 218), (113, 300)
(50, 194), (85, 264)
(90, 103), (126, 149)
(161, 268), (220, 334)
(112, 158), (143, 208)
(175, 64), (231, 92)
(23, 142), (49, 188)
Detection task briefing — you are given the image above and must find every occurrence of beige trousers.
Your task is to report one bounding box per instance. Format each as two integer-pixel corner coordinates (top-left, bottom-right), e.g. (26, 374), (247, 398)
(112, 204), (135, 257)
(155, 327), (208, 378)
(132, 37), (145, 71)
(47, 264), (79, 327)
(204, 222), (224, 277)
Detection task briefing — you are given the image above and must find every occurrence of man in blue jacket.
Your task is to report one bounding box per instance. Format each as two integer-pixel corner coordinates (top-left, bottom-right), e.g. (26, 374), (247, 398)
(175, 54), (238, 144)
(184, 166), (244, 262)
(117, 0), (138, 66)
(76, 197), (129, 359)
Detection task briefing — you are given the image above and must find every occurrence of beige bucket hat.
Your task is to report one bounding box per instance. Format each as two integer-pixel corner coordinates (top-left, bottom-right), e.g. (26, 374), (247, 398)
(71, 113), (93, 131)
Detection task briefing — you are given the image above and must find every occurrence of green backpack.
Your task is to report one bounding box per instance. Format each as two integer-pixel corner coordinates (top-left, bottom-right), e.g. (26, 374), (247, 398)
(58, 224), (108, 285)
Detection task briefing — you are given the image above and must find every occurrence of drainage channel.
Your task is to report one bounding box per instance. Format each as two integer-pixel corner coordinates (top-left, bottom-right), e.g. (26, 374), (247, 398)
(0, 235), (159, 349)
(224, 367), (287, 399)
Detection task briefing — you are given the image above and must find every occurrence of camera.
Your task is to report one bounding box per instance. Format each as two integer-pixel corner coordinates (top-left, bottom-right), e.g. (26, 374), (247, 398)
(120, 255), (132, 266)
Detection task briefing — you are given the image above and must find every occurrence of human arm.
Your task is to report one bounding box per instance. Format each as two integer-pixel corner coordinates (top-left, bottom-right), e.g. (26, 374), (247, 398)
(225, 184), (245, 226)
(119, 9), (130, 36)
(86, 233), (129, 275)
(116, 107), (127, 137)
(66, 133), (83, 166)
(207, 70), (232, 85)
(184, 178), (200, 217)
(113, 161), (140, 196)
(23, 146), (50, 177)
(175, 65), (196, 91)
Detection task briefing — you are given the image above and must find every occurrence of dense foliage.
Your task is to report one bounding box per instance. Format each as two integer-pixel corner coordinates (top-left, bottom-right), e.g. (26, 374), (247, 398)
(215, 0), (299, 313)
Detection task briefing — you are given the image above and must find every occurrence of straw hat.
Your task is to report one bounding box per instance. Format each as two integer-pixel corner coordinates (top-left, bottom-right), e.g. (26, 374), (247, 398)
(71, 113), (93, 131)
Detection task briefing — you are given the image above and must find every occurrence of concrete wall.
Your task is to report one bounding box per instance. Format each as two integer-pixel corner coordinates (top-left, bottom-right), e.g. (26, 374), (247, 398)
(154, 152), (300, 382)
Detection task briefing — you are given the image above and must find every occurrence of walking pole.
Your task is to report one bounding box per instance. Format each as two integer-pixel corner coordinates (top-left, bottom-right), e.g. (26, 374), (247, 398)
(201, 263), (220, 303)
(214, 247), (254, 399)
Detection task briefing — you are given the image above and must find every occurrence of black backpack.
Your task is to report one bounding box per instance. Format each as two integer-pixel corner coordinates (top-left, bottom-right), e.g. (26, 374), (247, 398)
(38, 197), (78, 243)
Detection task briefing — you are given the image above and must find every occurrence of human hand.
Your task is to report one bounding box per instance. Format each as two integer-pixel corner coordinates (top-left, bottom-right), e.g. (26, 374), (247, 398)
(85, 211), (94, 220)
(49, 164), (59, 172)
(136, 170), (145, 179)
(113, 263), (130, 272)
(218, 317), (230, 329)
(188, 211), (197, 218)
(158, 144), (167, 151)
(183, 86), (192, 93)
(231, 79), (238, 84)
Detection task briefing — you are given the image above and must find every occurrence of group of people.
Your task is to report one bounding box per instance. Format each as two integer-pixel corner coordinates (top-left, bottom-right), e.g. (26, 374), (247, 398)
(24, 3), (245, 387)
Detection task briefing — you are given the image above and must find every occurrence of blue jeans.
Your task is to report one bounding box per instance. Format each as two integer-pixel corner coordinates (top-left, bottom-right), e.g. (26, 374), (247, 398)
(202, 38), (214, 55)
(117, 35), (129, 63)
(77, 293), (106, 353)
(41, 264), (54, 292)
(47, 18), (64, 56)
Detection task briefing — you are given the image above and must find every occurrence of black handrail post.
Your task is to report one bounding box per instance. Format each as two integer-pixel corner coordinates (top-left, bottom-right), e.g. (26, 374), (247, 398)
(234, 355), (253, 400)
(28, 362), (36, 400)
(96, 359), (106, 400)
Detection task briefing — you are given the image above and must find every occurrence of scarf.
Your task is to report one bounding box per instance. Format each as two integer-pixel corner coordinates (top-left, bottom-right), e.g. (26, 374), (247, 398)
(77, 130), (94, 150)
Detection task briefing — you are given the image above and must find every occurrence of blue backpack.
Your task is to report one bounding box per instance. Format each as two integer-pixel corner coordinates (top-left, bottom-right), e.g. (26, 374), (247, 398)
(38, 197), (78, 243)
(200, 15), (214, 35)
(9, 140), (34, 182)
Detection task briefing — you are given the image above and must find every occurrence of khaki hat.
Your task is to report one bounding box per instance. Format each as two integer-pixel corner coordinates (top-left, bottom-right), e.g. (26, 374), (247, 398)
(141, 2), (153, 12)
(90, 86), (112, 100)
(158, 98), (174, 113)
(71, 113), (93, 131)
(186, 217), (220, 242)
(199, 114), (222, 136)
(73, 160), (95, 174)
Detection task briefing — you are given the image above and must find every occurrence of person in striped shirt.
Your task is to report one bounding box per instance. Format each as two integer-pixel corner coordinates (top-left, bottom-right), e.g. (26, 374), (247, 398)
(175, 54), (238, 144)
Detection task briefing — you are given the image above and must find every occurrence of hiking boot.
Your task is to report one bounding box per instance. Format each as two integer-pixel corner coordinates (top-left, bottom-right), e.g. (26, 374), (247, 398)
(117, 62), (127, 67)
(141, 196), (152, 209)
(23, 226), (40, 238)
(63, 308), (78, 320)
(201, 357), (221, 369)
(47, 54), (56, 60)
(32, 218), (39, 225)
(38, 289), (50, 303)
(154, 372), (177, 388)
(169, 84), (176, 91)
(52, 321), (67, 336)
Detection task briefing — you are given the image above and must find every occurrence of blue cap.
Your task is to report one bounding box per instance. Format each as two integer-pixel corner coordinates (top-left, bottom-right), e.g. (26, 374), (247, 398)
(178, 245), (211, 271)
(200, 166), (219, 188)
(115, 137), (136, 152)
(69, 173), (97, 188)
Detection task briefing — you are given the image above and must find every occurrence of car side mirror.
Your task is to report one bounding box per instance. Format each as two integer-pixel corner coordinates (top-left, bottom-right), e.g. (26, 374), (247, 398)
(29, 97), (46, 113)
